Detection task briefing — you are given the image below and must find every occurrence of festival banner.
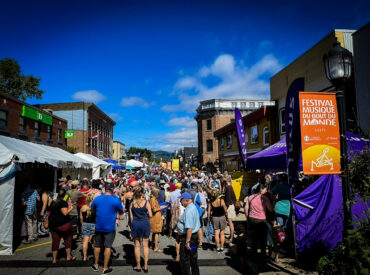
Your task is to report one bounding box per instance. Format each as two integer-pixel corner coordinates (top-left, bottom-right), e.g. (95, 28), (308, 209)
(299, 92), (340, 174)
(172, 159), (179, 171)
(167, 161), (172, 170)
(285, 78), (304, 184)
(234, 108), (247, 170)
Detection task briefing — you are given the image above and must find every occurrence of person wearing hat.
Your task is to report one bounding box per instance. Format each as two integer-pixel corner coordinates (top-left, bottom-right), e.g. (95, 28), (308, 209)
(176, 192), (200, 275)
(91, 181), (124, 274)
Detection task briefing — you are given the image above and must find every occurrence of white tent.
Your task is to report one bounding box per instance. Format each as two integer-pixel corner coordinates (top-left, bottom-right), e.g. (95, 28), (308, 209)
(126, 159), (144, 168)
(75, 153), (112, 179)
(0, 135), (93, 255)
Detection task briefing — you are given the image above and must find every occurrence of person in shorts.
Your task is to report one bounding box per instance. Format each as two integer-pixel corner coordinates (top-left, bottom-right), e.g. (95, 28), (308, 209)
(207, 190), (228, 253)
(91, 182), (123, 274)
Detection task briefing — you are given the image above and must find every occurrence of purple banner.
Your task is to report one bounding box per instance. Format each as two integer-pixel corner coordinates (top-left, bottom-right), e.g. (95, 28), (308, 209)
(285, 78), (304, 183)
(235, 108), (247, 169)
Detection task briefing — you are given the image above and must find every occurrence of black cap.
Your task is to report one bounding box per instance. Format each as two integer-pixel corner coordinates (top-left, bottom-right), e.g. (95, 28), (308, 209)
(105, 182), (115, 191)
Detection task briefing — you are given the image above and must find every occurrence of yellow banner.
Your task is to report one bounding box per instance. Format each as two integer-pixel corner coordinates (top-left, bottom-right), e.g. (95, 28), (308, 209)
(172, 159), (179, 171)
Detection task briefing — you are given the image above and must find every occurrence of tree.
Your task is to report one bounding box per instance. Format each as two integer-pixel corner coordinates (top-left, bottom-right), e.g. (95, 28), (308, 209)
(0, 57), (44, 101)
(127, 146), (153, 161)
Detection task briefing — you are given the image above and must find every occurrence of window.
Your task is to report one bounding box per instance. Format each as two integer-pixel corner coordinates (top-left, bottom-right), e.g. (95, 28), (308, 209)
(0, 110), (7, 130)
(227, 135), (232, 149)
(251, 125), (258, 144)
(258, 102), (263, 108)
(88, 138), (91, 148)
(88, 119), (91, 129)
(220, 137), (225, 151)
(19, 117), (26, 134)
(240, 102), (246, 108)
(206, 119), (212, 131)
(249, 102), (255, 108)
(206, 139), (213, 152)
(58, 129), (62, 142)
(47, 125), (52, 140)
(232, 102), (237, 108)
(263, 126), (269, 146)
(279, 108), (286, 134)
(34, 122), (40, 137)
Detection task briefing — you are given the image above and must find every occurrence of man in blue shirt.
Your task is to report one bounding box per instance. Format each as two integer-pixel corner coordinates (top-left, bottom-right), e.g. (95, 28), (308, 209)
(21, 185), (40, 243)
(176, 192), (200, 275)
(91, 182), (123, 274)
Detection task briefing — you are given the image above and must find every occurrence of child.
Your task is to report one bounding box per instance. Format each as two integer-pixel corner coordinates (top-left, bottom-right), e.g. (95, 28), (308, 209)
(234, 223), (248, 271)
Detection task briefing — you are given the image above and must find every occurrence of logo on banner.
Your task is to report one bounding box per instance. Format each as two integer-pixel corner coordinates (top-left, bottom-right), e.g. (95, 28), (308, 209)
(299, 92), (340, 174)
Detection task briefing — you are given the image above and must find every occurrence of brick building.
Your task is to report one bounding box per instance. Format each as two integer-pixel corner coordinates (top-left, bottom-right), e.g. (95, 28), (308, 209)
(194, 98), (275, 169)
(36, 102), (116, 158)
(214, 106), (278, 172)
(0, 92), (67, 148)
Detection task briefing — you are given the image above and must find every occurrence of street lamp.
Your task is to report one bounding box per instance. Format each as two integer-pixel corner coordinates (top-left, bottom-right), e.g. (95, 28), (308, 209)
(323, 38), (353, 232)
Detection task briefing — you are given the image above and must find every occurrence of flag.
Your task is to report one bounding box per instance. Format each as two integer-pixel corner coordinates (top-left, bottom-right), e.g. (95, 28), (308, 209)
(235, 108), (247, 170)
(92, 134), (99, 139)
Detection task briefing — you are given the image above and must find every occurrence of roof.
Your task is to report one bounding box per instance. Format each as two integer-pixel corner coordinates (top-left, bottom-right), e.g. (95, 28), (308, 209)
(35, 102), (116, 126)
(214, 106), (275, 137)
(0, 134), (92, 168)
(0, 92), (67, 123)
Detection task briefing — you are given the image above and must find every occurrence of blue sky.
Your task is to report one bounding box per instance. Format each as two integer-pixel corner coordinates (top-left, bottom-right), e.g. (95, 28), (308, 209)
(1, 0), (369, 151)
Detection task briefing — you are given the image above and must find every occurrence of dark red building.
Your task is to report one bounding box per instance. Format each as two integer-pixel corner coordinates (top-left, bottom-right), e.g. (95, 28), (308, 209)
(0, 92), (68, 148)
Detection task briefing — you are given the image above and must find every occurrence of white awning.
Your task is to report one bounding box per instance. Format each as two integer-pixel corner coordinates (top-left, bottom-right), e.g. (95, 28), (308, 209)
(75, 152), (111, 167)
(0, 135), (92, 169)
(126, 159), (144, 168)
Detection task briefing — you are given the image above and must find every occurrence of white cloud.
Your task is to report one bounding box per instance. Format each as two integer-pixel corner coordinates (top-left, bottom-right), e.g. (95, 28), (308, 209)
(108, 113), (123, 121)
(72, 90), (106, 103)
(167, 116), (196, 128)
(120, 97), (156, 108)
(162, 53), (282, 113)
(154, 127), (198, 152)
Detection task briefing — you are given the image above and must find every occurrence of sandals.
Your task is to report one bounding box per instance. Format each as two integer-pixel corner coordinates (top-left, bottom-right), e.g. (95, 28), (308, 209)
(133, 266), (142, 272)
(66, 256), (76, 261)
(154, 249), (163, 253)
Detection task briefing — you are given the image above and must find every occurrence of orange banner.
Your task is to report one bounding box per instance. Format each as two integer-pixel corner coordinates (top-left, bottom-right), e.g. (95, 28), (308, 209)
(299, 92), (340, 175)
(167, 161), (172, 170)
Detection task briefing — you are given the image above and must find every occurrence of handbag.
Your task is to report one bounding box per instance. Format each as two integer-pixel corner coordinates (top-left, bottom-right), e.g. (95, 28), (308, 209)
(205, 223), (214, 243)
(43, 216), (49, 229)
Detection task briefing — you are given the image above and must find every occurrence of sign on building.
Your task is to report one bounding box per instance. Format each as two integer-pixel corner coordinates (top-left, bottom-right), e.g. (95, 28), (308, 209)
(98, 150), (104, 159)
(299, 92), (340, 174)
(22, 105), (52, 125)
(65, 130), (75, 138)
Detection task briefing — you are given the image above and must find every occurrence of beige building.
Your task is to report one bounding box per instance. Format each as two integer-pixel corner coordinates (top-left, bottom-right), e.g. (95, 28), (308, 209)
(113, 141), (126, 162)
(36, 102), (116, 158)
(214, 106), (278, 172)
(270, 29), (356, 139)
(194, 98), (275, 169)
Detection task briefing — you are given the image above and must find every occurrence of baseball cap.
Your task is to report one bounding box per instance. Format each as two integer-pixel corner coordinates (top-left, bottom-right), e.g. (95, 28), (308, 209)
(175, 182), (182, 188)
(71, 180), (79, 186)
(105, 181), (115, 191)
(178, 192), (192, 200)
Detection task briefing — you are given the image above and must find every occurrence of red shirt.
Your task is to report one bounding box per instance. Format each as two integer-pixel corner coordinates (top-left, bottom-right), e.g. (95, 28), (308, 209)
(169, 183), (176, 192)
(77, 188), (89, 207)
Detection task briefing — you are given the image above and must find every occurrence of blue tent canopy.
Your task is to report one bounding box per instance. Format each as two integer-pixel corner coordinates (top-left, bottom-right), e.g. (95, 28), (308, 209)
(105, 159), (123, 170)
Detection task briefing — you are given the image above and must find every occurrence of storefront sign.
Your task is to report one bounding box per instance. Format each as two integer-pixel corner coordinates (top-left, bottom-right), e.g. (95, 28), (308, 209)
(299, 92), (340, 174)
(65, 130), (75, 138)
(172, 159), (179, 171)
(22, 105), (52, 125)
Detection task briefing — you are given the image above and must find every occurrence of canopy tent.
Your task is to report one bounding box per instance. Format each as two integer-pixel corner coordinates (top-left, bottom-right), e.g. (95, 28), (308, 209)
(126, 159), (144, 168)
(105, 159), (124, 170)
(0, 135), (93, 255)
(125, 165), (135, 170)
(293, 175), (369, 255)
(75, 153), (112, 179)
(247, 132), (369, 170)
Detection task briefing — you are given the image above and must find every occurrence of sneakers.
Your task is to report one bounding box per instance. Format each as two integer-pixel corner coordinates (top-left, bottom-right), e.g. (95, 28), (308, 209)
(91, 264), (99, 272)
(216, 248), (224, 254)
(22, 239), (31, 244)
(102, 268), (113, 274)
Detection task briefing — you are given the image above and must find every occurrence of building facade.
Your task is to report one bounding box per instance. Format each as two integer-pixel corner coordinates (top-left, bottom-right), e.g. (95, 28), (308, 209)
(113, 141), (126, 162)
(270, 29), (356, 139)
(36, 102), (116, 158)
(175, 146), (198, 170)
(214, 106), (278, 172)
(0, 92), (67, 148)
(352, 23), (370, 133)
(194, 98), (275, 169)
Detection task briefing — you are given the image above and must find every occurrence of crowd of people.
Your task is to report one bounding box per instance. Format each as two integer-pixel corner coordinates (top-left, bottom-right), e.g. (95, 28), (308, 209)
(19, 166), (305, 274)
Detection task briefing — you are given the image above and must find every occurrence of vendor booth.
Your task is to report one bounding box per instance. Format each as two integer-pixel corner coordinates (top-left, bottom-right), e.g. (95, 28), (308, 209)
(0, 135), (93, 255)
(105, 159), (124, 170)
(75, 153), (112, 179)
(126, 159), (145, 168)
(246, 132), (369, 255)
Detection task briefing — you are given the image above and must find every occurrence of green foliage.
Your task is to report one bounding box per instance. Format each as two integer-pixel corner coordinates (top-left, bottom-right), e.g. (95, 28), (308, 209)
(317, 151), (370, 274)
(0, 57), (44, 101)
(348, 149), (370, 199)
(66, 146), (77, 154)
(127, 146), (153, 160)
(317, 217), (370, 275)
